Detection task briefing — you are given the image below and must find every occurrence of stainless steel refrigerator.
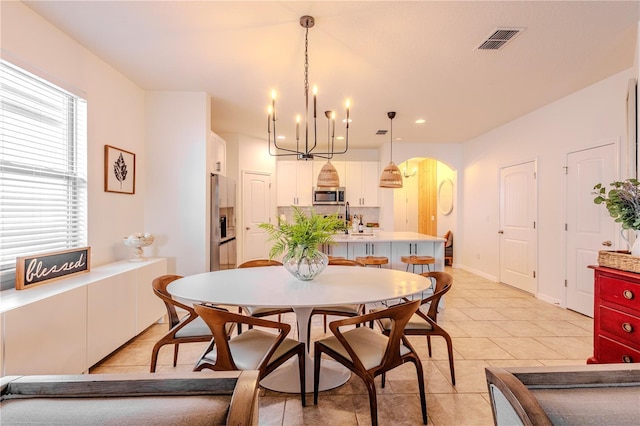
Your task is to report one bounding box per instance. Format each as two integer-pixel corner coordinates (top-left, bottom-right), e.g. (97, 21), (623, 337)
(211, 174), (237, 271)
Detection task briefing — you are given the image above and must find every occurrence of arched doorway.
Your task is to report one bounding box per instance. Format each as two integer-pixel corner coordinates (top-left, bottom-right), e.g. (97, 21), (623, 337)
(393, 157), (456, 237)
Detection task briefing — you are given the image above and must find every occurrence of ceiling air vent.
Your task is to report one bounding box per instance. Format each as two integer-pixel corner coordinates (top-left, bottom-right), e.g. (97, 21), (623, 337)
(376, 130), (388, 135)
(476, 27), (524, 50)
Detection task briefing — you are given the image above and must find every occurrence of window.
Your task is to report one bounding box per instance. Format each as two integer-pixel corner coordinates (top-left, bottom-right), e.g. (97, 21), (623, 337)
(0, 60), (87, 290)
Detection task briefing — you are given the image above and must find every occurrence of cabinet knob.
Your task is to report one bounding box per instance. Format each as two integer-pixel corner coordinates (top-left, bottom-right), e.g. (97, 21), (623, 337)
(623, 289), (635, 300)
(602, 240), (613, 247)
(622, 355), (633, 363)
(622, 322), (634, 333)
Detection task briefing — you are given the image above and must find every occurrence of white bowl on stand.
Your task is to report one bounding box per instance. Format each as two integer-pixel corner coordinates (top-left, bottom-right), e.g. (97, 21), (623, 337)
(123, 235), (154, 261)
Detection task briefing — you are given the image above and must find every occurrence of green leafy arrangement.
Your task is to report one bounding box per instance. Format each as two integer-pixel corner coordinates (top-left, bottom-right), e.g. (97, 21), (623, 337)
(259, 206), (345, 260)
(593, 179), (640, 230)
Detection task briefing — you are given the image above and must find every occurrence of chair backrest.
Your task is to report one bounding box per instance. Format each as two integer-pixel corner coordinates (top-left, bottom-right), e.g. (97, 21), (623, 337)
(418, 271), (452, 322)
(444, 231), (453, 247)
(152, 274), (188, 328)
(328, 258), (362, 266)
(193, 303), (291, 373)
(329, 299), (420, 373)
(237, 259), (282, 268)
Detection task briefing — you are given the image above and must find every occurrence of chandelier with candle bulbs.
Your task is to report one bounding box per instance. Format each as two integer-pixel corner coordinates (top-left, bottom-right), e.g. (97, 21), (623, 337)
(267, 15), (350, 187)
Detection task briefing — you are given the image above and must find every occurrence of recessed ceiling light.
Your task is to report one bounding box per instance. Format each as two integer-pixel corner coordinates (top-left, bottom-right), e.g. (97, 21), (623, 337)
(342, 119), (352, 123)
(336, 136), (344, 140)
(395, 137), (403, 141)
(277, 135), (286, 140)
(415, 119), (426, 124)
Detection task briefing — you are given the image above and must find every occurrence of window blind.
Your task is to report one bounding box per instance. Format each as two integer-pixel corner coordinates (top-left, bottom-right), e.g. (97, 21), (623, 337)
(0, 60), (87, 290)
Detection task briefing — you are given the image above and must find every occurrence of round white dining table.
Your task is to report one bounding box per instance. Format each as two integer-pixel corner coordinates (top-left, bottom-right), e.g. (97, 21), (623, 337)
(167, 265), (433, 393)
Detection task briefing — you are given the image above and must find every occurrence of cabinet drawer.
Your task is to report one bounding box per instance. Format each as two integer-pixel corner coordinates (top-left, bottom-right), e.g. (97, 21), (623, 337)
(599, 305), (640, 347)
(597, 335), (640, 364)
(599, 275), (640, 312)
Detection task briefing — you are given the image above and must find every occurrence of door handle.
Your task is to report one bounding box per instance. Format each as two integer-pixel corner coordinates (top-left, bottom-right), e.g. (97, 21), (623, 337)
(498, 230), (504, 234)
(602, 240), (613, 247)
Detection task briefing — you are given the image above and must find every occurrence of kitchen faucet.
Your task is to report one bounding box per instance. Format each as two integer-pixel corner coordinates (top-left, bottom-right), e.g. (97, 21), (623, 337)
(344, 201), (350, 234)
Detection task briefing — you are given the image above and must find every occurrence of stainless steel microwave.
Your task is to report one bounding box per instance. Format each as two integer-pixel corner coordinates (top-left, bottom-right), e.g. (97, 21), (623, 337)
(313, 187), (346, 205)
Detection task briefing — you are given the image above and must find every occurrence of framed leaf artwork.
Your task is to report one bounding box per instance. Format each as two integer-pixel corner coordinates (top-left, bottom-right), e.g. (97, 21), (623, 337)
(104, 145), (136, 194)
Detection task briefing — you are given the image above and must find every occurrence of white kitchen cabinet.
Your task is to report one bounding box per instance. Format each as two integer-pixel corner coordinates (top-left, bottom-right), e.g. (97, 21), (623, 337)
(209, 131), (227, 176)
(321, 241), (349, 258)
(345, 161), (379, 206)
(277, 161), (313, 206)
(313, 160), (346, 188)
(390, 241), (441, 271)
(348, 241), (391, 260)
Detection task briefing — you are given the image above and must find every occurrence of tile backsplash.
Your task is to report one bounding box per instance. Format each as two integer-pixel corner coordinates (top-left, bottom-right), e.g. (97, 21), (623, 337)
(277, 205), (380, 228)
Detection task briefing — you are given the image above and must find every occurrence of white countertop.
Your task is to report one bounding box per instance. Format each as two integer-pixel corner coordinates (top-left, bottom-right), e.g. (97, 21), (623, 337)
(332, 231), (445, 243)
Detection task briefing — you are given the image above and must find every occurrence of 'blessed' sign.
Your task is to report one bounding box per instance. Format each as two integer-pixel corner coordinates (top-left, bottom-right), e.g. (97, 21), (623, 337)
(16, 247), (91, 290)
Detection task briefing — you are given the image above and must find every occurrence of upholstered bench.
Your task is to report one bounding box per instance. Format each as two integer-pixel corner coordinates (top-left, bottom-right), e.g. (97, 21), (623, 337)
(485, 364), (640, 425)
(0, 370), (259, 425)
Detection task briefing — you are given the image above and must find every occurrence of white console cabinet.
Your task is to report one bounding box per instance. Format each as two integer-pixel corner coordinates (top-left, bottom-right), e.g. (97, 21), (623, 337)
(0, 258), (167, 376)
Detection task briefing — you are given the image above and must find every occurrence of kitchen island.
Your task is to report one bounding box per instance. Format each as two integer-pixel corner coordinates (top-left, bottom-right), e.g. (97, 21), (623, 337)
(325, 231), (446, 271)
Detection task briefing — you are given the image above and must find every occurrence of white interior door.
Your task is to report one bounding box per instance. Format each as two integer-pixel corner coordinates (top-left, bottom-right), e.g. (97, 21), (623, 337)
(242, 171), (272, 263)
(566, 144), (617, 317)
(499, 161), (537, 294)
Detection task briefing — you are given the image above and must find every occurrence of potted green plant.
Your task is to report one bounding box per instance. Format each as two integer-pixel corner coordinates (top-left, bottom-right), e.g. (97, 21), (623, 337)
(259, 206), (344, 280)
(593, 178), (640, 255)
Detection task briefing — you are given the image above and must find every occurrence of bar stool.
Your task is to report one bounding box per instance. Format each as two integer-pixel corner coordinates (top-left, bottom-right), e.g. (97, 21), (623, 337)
(401, 255), (435, 273)
(355, 256), (389, 268)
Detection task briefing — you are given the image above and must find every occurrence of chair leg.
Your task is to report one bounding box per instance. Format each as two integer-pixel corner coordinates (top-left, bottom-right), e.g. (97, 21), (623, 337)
(427, 335), (432, 357)
(150, 342), (162, 373)
(444, 333), (456, 385)
(365, 378), (379, 426)
(381, 372), (386, 388)
(313, 343), (322, 405)
(237, 306), (243, 334)
(173, 343), (180, 367)
(412, 358), (428, 424)
(323, 314), (327, 333)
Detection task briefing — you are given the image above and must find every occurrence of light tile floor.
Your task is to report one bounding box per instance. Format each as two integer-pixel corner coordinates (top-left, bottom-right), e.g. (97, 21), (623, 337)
(91, 267), (593, 425)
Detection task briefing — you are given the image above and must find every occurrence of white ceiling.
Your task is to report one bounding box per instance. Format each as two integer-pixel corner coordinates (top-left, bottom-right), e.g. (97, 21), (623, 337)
(23, 1), (640, 149)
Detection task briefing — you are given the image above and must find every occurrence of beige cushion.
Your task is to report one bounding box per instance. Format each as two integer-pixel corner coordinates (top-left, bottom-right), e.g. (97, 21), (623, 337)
(174, 316), (212, 338)
(371, 308), (433, 332)
(0, 395), (231, 425)
(316, 304), (361, 314)
(243, 306), (286, 316)
(317, 327), (411, 370)
(202, 329), (299, 370)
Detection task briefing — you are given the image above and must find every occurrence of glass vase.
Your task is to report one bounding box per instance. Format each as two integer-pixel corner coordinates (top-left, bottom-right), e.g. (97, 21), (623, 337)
(282, 246), (329, 281)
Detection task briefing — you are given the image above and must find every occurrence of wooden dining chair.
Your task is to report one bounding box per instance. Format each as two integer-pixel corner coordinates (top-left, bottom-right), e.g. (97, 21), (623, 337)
(237, 260), (293, 327)
(150, 275), (219, 372)
(308, 258), (365, 341)
(314, 299), (427, 426)
(373, 271), (456, 385)
(193, 303), (306, 406)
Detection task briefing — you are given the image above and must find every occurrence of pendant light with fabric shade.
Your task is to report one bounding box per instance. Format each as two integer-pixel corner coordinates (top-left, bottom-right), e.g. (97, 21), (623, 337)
(379, 111), (403, 188)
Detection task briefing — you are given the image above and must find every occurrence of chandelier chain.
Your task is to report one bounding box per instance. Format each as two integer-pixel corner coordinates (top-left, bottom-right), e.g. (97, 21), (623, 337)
(304, 26), (309, 101)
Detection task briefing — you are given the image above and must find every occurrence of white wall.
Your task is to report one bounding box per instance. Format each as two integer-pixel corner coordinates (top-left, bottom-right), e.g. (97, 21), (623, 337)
(461, 69), (632, 303)
(145, 92), (210, 276)
(1, 1), (146, 267)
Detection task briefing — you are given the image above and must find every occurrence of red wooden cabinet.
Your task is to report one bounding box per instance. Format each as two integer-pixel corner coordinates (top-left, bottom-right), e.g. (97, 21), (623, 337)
(588, 266), (640, 364)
